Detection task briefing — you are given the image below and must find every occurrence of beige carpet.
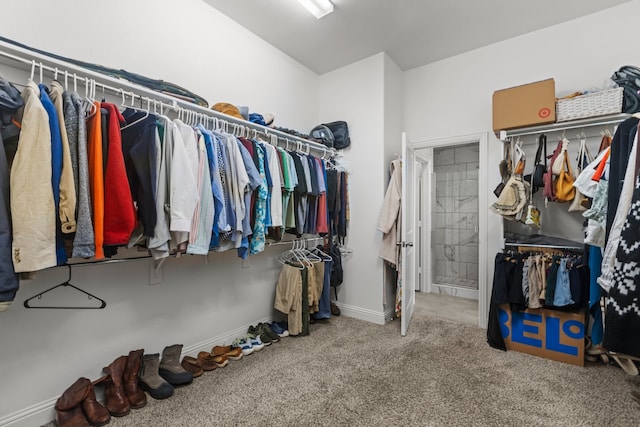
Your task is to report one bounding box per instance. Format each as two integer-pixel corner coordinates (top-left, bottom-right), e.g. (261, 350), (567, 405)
(103, 311), (640, 426)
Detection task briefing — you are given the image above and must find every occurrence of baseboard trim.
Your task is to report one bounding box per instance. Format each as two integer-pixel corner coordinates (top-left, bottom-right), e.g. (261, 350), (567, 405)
(334, 302), (387, 325)
(0, 396), (57, 427)
(181, 316), (273, 357)
(0, 317), (274, 427)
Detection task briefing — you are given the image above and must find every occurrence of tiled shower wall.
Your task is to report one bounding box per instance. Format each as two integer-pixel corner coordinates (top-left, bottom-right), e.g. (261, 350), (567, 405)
(432, 144), (479, 289)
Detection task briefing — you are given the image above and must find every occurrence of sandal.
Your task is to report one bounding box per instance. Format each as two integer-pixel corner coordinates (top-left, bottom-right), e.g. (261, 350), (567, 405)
(611, 354), (639, 376)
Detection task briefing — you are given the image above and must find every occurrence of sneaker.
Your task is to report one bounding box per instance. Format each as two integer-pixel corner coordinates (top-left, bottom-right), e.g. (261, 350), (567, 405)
(269, 322), (289, 338)
(232, 337), (255, 356)
(258, 323), (281, 343)
(246, 334), (265, 351)
(248, 324), (274, 346)
(212, 345), (243, 361)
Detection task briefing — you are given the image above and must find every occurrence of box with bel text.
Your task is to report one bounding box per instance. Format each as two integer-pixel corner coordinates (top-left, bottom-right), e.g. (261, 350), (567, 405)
(498, 304), (585, 366)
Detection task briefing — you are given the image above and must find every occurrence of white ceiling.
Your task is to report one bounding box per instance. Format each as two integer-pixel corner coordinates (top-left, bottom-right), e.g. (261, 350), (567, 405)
(203, 0), (631, 74)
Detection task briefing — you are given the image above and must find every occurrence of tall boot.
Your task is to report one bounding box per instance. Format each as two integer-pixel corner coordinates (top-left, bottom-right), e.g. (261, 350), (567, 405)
(139, 353), (174, 400)
(123, 349), (147, 409)
(95, 356), (130, 417)
(159, 344), (193, 386)
(55, 378), (90, 427)
(81, 383), (110, 426)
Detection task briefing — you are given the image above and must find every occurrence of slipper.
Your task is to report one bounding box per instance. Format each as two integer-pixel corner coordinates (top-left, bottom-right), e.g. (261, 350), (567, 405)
(610, 351), (640, 363)
(586, 345), (608, 356)
(611, 355), (639, 376)
(631, 390), (640, 405)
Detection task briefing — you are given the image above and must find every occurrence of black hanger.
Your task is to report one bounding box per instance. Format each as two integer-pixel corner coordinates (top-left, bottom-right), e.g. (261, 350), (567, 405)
(23, 265), (107, 309)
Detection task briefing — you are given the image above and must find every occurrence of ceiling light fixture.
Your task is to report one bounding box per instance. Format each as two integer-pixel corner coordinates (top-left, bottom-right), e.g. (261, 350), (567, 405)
(297, 0), (334, 19)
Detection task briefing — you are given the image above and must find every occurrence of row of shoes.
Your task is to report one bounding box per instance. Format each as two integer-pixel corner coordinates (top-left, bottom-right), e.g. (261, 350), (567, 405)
(55, 322), (290, 426)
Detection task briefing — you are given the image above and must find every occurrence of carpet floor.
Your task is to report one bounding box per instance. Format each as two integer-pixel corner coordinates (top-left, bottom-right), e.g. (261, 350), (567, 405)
(107, 310), (640, 426)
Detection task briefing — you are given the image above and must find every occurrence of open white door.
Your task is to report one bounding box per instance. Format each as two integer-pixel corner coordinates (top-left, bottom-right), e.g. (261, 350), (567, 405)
(401, 133), (416, 336)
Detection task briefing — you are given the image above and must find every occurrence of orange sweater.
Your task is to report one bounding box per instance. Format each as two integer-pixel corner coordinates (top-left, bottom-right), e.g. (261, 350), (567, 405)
(86, 102), (104, 259)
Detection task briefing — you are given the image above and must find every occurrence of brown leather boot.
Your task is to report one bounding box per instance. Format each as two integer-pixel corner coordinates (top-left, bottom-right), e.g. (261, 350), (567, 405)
(123, 349), (147, 409)
(55, 378), (90, 427)
(82, 382), (110, 426)
(95, 356), (131, 417)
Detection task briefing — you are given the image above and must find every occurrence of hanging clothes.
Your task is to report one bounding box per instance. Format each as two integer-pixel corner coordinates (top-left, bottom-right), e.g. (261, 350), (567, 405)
(274, 263), (303, 336)
(378, 159), (401, 269)
(146, 115), (171, 259)
(120, 108), (158, 238)
(10, 80), (56, 272)
(605, 117), (638, 241)
(313, 249), (332, 320)
(236, 139), (260, 258)
(171, 120), (199, 251)
(603, 172), (640, 358)
(67, 92), (95, 259)
(599, 131), (638, 294)
(249, 142), (268, 255)
(0, 76), (20, 308)
(86, 100), (105, 260)
(101, 102), (136, 245)
(197, 127), (225, 250)
(39, 84), (67, 265)
(290, 153), (308, 237)
(315, 158), (329, 235)
(263, 143), (283, 229)
(49, 81), (76, 236)
(187, 131), (214, 255)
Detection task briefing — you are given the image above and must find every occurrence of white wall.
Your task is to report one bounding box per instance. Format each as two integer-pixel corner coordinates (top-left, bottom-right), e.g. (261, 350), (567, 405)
(319, 54), (386, 322)
(0, 0), (319, 132)
(404, 0), (640, 325)
(0, 0), (320, 425)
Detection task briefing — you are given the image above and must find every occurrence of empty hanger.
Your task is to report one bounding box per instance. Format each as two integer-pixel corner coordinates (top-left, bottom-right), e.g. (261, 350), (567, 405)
(23, 265), (107, 309)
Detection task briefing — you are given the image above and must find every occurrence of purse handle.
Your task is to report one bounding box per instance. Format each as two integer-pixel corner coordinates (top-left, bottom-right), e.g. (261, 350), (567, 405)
(534, 133), (547, 166)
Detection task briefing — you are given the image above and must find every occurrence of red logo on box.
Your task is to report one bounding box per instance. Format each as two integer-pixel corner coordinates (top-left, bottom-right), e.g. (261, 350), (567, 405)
(538, 107), (551, 119)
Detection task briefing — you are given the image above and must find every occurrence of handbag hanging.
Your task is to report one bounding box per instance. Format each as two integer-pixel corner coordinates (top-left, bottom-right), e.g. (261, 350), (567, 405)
(568, 135), (592, 212)
(551, 138), (570, 175)
(543, 139), (564, 202)
(525, 172), (541, 228)
(555, 150), (576, 202)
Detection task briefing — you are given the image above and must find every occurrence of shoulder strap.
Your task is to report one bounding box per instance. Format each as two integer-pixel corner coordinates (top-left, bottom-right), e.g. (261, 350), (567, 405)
(534, 134), (547, 165)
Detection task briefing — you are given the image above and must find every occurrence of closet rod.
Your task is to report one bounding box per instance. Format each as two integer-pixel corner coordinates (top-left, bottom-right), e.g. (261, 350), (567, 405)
(0, 41), (336, 158)
(504, 242), (583, 251)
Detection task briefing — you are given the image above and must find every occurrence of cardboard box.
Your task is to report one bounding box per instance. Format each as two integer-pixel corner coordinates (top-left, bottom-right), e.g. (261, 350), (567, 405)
(498, 304), (585, 366)
(493, 79), (556, 132)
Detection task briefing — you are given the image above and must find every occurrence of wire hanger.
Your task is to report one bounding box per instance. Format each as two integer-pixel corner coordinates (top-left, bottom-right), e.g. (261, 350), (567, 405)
(23, 265), (107, 309)
(121, 97), (151, 130)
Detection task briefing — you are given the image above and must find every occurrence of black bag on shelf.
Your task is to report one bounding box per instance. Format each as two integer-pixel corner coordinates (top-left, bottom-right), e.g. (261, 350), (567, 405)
(310, 124), (335, 148)
(324, 121), (351, 150)
(611, 65), (640, 113)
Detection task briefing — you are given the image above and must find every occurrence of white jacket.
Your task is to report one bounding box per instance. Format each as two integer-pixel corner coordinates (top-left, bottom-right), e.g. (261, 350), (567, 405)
(378, 159), (402, 269)
(10, 81), (56, 272)
(170, 120), (198, 242)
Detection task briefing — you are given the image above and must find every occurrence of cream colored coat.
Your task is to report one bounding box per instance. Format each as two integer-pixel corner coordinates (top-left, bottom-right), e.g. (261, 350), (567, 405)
(49, 81), (77, 234)
(10, 81), (56, 272)
(378, 159), (401, 269)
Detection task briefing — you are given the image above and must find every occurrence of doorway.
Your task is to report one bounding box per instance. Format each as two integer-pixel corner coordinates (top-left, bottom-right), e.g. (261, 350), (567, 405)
(411, 133), (489, 328)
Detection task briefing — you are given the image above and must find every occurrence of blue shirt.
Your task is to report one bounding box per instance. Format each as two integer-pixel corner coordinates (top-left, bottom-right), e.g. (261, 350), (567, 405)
(237, 141), (261, 259)
(39, 84), (67, 265)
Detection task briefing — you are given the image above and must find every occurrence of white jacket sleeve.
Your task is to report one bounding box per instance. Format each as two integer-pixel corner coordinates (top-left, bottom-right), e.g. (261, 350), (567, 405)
(378, 160), (401, 234)
(170, 124), (199, 232)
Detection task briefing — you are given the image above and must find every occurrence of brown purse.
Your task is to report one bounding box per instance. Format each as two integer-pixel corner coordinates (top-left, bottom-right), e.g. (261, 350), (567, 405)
(555, 151), (576, 202)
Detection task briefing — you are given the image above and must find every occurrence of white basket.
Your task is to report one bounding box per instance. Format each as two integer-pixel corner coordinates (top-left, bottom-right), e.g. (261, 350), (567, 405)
(556, 87), (623, 122)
